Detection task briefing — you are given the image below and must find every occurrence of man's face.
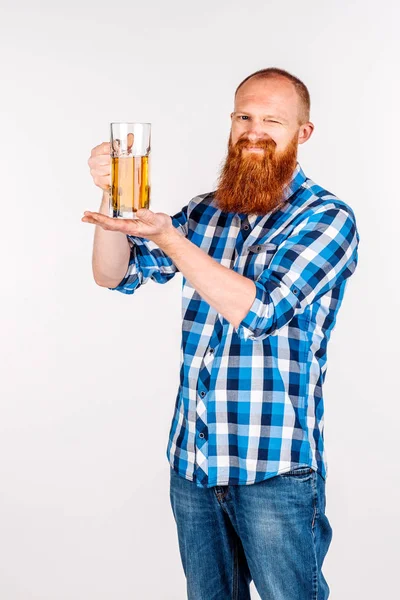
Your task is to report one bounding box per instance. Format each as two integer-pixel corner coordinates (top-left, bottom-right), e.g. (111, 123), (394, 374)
(214, 77), (313, 215)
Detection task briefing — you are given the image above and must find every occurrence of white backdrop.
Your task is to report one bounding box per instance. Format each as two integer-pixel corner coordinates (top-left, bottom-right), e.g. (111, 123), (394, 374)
(1, 0), (398, 598)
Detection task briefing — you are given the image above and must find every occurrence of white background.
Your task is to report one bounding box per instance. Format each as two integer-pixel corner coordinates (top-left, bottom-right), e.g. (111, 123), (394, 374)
(1, 0), (398, 598)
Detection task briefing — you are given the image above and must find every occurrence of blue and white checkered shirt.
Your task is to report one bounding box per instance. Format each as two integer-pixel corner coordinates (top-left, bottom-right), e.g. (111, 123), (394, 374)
(110, 163), (360, 488)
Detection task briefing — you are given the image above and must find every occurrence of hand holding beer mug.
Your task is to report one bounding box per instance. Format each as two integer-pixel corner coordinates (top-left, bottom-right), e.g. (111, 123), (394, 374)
(110, 122), (151, 218)
(84, 122), (176, 245)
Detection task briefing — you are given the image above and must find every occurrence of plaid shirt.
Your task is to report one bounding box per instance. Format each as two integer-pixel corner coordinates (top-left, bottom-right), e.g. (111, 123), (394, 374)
(110, 163), (360, 488)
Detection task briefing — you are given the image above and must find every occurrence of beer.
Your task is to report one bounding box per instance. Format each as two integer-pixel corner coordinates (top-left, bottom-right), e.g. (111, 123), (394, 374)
(110, 155), (150, 218)
(109, 122), (152, 219)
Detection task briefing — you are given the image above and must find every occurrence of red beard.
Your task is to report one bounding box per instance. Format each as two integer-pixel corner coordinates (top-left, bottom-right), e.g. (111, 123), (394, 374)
(214, 132), (299, 215)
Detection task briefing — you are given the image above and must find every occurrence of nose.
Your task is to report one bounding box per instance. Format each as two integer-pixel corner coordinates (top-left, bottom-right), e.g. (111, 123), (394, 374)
(247, 131), (262, 141)
(246, 131), (271, 144)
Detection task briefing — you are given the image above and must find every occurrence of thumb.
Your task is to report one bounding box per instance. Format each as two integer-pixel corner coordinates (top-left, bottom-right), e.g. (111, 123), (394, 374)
(136, 208), (154, 222)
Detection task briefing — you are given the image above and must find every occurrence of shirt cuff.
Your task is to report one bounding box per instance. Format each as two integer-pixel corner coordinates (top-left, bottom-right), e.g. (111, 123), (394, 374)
(234, 270), (303, 342)
(234, 281), (271, 341)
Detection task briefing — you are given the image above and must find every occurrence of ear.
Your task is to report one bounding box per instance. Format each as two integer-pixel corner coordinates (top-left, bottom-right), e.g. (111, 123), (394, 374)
(298, 122), (314, 145)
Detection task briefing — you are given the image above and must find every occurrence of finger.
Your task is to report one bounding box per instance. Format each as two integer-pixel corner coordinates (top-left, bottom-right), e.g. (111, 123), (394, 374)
(89, 167), (111, 180)
(91, 142), (110, 157)
(81, 215), (97, 224)
(127, 132), (134, 152)
(112, 139), (121, 155)
(88, 155), (111, 168)
(81, 213), (124, 232)
(90, 174), (111, 190)
(87, 214), (152, 239)
(82, 212), (141, 234)
(82, 212), (116, 226)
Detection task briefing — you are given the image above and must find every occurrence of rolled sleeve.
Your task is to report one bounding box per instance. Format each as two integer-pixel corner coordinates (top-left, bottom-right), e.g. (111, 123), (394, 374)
(109, 204), (188, 294)
(108, 237), (142, 294)
(235, 205), (360, 341)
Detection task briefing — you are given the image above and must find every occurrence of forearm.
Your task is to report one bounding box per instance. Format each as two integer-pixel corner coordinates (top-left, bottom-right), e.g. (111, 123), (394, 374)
(159, 230), (256, 329)
(92, 192), (130, 287)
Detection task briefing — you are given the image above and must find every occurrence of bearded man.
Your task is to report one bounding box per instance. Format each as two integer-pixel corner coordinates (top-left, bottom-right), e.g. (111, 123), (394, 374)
(83, 67), (360, 600)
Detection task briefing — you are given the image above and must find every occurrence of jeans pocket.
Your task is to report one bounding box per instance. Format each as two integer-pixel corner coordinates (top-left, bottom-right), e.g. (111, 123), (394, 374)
(280, 466), (314, 478)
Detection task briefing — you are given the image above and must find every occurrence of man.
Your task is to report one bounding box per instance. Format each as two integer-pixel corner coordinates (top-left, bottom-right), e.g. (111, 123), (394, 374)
(83, 67), (360, 599)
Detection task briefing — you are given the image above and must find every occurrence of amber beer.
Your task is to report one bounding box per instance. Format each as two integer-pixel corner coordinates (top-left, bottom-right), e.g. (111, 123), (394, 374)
(111, 155), (150, 217)
(110, 122), (151, 219)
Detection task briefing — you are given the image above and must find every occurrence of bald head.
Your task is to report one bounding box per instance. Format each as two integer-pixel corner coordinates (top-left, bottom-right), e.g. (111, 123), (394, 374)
(234, 68), (311, 126)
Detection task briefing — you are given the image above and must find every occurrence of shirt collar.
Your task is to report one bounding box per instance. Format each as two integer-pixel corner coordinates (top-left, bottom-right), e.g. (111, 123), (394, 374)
(281, 162), (307, 203)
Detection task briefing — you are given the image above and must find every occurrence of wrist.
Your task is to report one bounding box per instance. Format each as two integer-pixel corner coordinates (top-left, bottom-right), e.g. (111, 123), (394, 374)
(153, 226), (183, 253)
(99, 189), (111, 216)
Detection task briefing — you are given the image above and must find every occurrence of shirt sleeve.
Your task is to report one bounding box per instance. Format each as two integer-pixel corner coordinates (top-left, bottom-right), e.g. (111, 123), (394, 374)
(108, 205), (188, 295)
(234, 205), (360, 341)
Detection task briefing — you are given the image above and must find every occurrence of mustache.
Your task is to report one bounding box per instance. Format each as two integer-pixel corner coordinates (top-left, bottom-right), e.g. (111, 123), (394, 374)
(232, 137), (277, 152)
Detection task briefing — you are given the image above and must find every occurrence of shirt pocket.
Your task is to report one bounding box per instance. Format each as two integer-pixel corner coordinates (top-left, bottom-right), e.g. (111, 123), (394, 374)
(241, 243), (277, 279)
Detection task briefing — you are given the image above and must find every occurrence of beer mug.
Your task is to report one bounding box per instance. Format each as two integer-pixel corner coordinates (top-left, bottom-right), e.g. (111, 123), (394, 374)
(110, 122), (151, 218)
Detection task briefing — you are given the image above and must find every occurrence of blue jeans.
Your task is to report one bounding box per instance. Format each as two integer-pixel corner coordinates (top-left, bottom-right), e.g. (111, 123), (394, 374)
(169, 466), (333, 600)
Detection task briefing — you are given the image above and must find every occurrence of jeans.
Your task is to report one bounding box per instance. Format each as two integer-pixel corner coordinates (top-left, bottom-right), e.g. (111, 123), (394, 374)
(169, 466), (333, 600)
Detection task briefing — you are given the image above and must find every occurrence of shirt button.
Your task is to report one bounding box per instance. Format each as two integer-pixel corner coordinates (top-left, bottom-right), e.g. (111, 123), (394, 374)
(199, 432), (205, 439)
(209, 348), (214, 354)
(200, 391), (205, 397)
(243, 224), (250, 230)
